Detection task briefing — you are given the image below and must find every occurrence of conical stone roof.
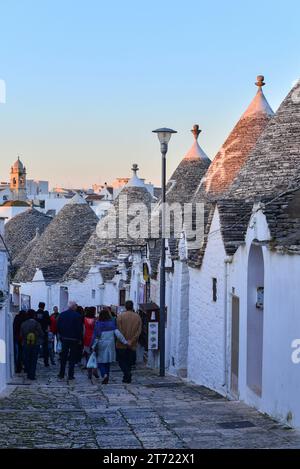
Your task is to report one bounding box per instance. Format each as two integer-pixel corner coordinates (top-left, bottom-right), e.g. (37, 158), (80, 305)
(64, 165), (155, 282)
(188, 77), (274, 268)
(195, 76), (274, 201)
(227, 80), (300, 200)
(12, 228), (41, 274)
(164, 125), (211, 205)
(5, 208), (52, 260)
(149, 126), (210, 261)
(14, 195), (99, 283)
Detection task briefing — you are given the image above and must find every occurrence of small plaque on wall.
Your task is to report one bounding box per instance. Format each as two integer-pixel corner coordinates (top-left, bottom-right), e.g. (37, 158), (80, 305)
(256, 287), (264, 309)
(148, 322), (159, 350)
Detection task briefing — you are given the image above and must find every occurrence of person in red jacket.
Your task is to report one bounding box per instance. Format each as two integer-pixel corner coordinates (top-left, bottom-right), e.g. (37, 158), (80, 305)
(50, 306), (59, 334)
(83, 307), (99, 379)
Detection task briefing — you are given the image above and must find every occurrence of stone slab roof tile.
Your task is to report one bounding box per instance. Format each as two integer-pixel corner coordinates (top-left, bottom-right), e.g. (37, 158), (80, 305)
(5, 208), (52, 260)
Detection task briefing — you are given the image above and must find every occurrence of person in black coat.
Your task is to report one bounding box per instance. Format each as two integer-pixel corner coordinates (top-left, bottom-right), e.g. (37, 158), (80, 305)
(35, 302), (51, 367)
(57, 301), (83, 380)
(13, 310), (27, 373)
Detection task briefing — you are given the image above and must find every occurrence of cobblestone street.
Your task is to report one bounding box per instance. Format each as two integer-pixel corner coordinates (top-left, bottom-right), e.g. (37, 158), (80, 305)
(0, 361), (300, 449)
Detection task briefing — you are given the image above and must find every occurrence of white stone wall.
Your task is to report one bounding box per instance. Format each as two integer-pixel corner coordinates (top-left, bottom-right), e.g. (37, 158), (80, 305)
(168, 260), (190, 377)
(0, 219), (12, 392)
(187, 207), (227, 395)
(229, 209), (300, 428)
(0, 206), (28, 222)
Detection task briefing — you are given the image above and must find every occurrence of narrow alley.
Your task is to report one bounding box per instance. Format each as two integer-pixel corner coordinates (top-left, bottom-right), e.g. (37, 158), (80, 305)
(0, 362), (299, 449)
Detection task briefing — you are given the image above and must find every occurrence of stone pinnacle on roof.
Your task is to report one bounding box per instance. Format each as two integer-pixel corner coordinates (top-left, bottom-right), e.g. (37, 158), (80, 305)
(125, 163), (147, 188)
(241, 75), (274, 119)
(184, 124), (210, 161)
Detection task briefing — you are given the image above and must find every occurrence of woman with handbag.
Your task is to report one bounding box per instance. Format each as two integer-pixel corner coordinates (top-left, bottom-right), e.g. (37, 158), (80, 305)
(91, 309), (129, 384)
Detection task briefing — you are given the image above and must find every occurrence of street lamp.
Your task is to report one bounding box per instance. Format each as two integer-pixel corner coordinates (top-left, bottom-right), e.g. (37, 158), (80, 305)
(152, 127), (177, 377)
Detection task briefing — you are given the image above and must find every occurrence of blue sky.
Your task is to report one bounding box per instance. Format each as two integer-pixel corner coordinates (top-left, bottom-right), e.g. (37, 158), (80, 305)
(0, 0), (299, 188)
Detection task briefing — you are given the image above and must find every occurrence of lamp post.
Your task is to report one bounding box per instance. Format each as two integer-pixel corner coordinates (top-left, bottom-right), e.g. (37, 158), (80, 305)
(152, 127), (177, 377)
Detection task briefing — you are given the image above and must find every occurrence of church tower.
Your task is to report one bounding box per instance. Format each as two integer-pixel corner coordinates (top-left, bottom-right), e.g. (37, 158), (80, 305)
(10, 157), (27, 201)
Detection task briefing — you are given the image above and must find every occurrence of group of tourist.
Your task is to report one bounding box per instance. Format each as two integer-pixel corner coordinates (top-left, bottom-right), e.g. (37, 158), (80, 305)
(13, 300), (142, 384)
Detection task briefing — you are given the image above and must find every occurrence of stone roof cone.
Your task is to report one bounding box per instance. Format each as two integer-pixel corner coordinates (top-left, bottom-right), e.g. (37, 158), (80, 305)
(64, 164), (155, 282)
(14, 197), (99, 283)
(227, 79), (300, 199)
(163, 125), (211, 205)
(5, 208), (52, 261)
(197, 76), (274, 200)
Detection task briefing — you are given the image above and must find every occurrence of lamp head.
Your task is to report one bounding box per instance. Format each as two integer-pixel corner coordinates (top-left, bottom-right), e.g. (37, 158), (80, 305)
(152, 127), (177, 145)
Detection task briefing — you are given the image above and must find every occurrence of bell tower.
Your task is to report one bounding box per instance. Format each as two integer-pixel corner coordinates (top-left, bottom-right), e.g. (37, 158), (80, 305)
(10, 156), (27, 201)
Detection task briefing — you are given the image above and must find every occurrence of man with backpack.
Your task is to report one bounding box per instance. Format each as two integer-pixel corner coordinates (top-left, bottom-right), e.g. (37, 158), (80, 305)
(20, 310), (44, 380)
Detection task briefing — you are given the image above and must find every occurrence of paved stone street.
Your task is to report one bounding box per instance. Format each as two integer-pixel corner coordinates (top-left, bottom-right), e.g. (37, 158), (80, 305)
(0, 360), (300, 449)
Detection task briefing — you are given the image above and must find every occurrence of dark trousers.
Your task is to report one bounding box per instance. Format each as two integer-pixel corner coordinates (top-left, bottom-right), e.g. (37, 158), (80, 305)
(98, 363), (110, 378)
(42, 333), (49, 366)
(48, 342), (55, 364)
(23, 344), (39, 380)
(59, 339), (79, 378)
(14, 340), (23, 373)
(117, 349), (135, 382)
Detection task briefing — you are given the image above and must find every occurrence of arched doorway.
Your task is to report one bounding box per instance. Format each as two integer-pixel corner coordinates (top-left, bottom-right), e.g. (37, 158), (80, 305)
(59, 287), (69, 312)
(247, 243), (264, 396)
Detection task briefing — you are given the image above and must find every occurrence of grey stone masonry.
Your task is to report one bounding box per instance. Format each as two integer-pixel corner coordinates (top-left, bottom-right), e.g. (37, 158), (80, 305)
(1, 362), (300, 449)
(4, 208), (52, 261)
(64, 185), (154, 282)
(14, 200), (99, 283)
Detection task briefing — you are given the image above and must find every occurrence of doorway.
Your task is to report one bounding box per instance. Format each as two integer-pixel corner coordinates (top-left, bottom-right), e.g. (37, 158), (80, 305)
(59, 287), (69, 312)
(231, 295), (240, 396)
(247, 244), (264, 396)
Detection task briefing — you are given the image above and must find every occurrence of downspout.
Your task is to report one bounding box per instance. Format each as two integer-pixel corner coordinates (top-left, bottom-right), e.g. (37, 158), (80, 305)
(223, 255), (233, 391)
(47, 285), (52, 311)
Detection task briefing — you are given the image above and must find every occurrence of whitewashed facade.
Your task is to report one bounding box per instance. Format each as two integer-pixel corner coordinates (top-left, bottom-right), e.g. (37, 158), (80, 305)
(0, 218), (13, 393)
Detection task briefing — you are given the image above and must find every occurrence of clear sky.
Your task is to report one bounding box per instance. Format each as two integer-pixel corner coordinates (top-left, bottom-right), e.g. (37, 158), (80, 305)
(0, 0), (299, 188)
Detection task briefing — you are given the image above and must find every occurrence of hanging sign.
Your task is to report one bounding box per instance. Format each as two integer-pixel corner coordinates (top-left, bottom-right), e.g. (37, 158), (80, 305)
(148, 321), (159, 350)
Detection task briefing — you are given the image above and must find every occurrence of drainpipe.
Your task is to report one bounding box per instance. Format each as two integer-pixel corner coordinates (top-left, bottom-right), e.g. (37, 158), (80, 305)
(223, 255), (233, 391)
(47, 286), (52, 311)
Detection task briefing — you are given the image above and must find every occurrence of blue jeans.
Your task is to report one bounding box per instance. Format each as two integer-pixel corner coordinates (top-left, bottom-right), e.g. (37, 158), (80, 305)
(23, 344), (39, 380)
(98, 363), (110, 378)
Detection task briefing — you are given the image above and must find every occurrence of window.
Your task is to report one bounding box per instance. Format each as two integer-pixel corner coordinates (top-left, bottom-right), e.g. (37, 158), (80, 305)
(212, 278), (217, 302)
(91, 289), (96, 299)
